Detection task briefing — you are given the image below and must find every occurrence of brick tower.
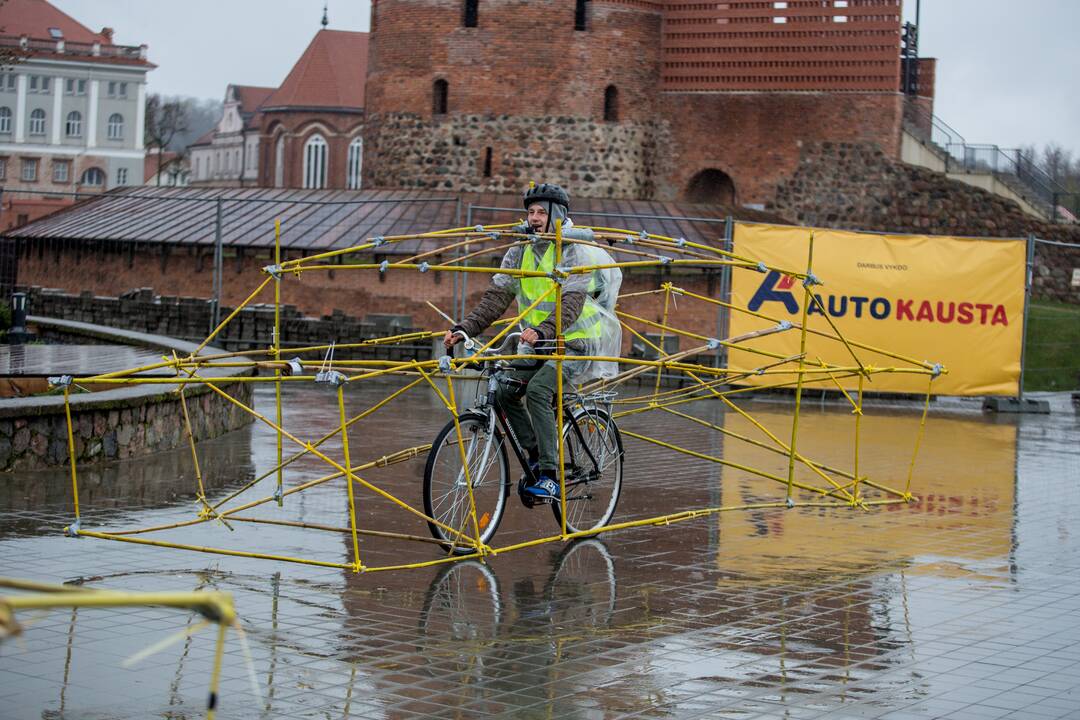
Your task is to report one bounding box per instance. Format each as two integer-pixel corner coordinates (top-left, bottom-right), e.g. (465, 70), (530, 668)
(363, 0), (666, 198)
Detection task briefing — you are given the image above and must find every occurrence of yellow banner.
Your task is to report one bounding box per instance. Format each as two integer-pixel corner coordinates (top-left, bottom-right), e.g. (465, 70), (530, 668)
(729, 223), (1026, 396)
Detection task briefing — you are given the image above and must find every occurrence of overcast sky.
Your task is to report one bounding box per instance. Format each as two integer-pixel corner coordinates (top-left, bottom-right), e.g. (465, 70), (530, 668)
(48, 0), (1080, 156)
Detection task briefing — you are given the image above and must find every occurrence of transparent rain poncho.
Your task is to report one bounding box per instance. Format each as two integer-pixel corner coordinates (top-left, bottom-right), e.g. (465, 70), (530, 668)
(498, 228), (622, 384)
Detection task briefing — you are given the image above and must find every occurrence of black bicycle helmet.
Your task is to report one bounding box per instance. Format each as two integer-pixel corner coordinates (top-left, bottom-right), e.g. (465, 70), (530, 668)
(522, 183), (570, 211)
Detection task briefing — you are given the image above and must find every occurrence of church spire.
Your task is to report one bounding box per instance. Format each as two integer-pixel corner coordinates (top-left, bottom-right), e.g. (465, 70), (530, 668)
(321, 1), (329, 28)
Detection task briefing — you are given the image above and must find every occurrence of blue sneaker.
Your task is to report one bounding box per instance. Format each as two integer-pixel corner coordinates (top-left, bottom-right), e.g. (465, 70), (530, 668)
(524, 473), (561, 503)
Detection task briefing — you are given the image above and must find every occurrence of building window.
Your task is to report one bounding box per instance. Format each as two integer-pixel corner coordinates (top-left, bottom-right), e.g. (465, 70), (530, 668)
(65, 111), (82, 137)
(347, 137), (363, 190)
(64, 78), (87, 96)
(274, 135), (285, 187)
(81, 167), (105, 186)
(433, 79), (448, 115)
(117, 167), (128, 185)
(52, 159), (70, 183)
(604, 85), (619, 122)
(0, 107), (10, 134)
(22, 158), (38, 182)
(575, 0), (588, 31)
(463, 0), (478, 27)
(2, 73), (14, 91)
(106, 81), (127, 98)
(107, 113), (124, 140)
(483, 146), (492, 177)
(29, 109), (46, 135)
(303, 134), (328, 189)
(0, 157), (6, 179)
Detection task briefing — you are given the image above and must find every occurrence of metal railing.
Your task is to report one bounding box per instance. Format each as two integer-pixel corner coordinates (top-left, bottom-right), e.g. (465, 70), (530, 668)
(904, 103), (1074, 221)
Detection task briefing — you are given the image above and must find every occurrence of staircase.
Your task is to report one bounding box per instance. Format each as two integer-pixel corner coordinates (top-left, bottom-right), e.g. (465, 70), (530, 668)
(902, 104), (1071, 222)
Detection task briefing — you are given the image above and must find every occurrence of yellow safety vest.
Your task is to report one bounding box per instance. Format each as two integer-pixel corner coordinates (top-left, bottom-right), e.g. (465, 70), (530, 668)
(520, 244), (602, 341)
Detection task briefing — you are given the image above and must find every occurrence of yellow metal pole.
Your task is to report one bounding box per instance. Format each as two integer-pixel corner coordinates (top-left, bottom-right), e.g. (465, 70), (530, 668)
(63, 386), (79, 520)
(653, 283), (673, 398)
(337, 384), (362, 571)
(854, 373), (864, 503)
(274, 218), (284, 506)
(554, 218), (567, 536)
(905, 374), (933, 498)
(207, 621), (228, 720)
(444, 374), (484, 553)
(785, 231), (815, 504)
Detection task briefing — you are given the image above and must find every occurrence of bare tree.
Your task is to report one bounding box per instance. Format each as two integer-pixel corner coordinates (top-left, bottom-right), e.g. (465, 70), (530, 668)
(1041, 143), (1073, 186)
(144, 94), (189, 185)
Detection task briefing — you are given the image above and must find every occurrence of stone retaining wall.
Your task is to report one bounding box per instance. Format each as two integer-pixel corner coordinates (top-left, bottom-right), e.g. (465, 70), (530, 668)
(768, 142), (1080, 303)
(0, 321), (255, 472)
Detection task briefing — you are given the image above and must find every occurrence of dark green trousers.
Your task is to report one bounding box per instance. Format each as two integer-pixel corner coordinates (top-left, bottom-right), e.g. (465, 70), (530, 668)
(495, 360), (577, 473)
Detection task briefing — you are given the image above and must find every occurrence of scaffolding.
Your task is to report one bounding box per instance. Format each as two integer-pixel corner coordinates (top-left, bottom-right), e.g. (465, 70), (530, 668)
(50, 218), (941, 573)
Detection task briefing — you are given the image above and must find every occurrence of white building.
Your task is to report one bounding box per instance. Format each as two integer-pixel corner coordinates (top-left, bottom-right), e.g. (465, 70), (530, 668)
(0, 0), (153, 218)
(189, 84), (272, 187)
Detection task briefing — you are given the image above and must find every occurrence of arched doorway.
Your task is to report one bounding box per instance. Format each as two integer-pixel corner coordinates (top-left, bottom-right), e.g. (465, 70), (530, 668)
(685, 169), (736, 205)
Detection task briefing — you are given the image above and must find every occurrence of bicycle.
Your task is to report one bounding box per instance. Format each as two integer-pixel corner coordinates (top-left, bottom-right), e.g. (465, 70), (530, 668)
(423, 331), (624, 554)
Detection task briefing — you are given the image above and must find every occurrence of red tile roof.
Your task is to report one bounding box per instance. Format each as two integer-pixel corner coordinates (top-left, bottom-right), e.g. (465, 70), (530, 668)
(234, 85), (275, 114)
(0, 0), (109, 43)
(262, 30), (367, 111)
(0, 0), (154, 67)
(144, 151), (180, 182)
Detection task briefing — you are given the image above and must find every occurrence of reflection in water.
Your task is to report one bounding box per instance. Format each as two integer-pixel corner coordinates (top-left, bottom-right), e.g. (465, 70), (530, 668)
(2, 382), (1074, 719)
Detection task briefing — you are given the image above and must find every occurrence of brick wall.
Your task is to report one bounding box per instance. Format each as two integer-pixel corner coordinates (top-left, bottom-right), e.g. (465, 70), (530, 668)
(662, 92), (904, 204)
(258, 109), (364, 189)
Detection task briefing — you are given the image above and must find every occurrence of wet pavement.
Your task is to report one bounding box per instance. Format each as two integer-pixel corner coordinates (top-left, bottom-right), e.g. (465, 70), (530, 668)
(0, 380), (1077, 719)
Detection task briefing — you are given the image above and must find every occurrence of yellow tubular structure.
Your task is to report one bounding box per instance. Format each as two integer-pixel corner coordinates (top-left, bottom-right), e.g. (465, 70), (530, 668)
(337, 384), (363, 571)
(785, 231), (816, 503)
(274, 218), (284, 507)
(53, 219), (937, 577)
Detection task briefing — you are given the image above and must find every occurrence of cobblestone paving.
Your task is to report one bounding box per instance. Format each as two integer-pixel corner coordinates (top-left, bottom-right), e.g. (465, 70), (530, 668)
(0, 383), (1077, 719)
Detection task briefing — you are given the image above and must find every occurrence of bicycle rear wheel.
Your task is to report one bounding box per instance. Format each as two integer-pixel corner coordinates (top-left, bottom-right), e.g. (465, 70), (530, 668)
(552, 406), (623, 534)
(423, 412), (510, 554)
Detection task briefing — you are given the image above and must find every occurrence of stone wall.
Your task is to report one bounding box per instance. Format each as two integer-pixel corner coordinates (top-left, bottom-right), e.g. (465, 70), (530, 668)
(363, 113), (671, 198)
(768, 142), (1080, 303)
(0, 383), (254, 472)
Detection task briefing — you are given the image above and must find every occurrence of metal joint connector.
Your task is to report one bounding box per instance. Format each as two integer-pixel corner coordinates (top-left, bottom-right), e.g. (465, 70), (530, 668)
(930, 362), (943, 378)
(802, 272), (822, 287)
(418, 262), (430, 273)
(756, 261), (768, 273)
(675, 237), (687, 248)
(438, 355), (453, 374)
(273, 486), (283, 503)
(371, 236), (386, 247)
(785, 497), (795, 508)
(706, 338), (721, 350)
(285, 357), (304, 376)
(624, 234), (636, 245)
(48, 375), (73, 388)
(474, 225), (484, 232)
(379, 259), (389, 273)
(263, 264), (283, 279)
(488, 231), (500, 240)
(659, 255), (672, 265)
(639, 230), (649, 241)
(65, 518), (81, 537)
(314, 370), (348, 387)
(776, 320), (793, 331)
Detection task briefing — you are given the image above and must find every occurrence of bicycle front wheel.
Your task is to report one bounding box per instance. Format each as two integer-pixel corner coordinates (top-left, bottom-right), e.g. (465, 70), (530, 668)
(552, 407), (623, 535)
(423, 412), (510, 554)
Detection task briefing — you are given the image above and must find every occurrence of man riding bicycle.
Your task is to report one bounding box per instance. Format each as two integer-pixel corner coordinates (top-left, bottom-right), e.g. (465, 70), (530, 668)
(443, 183), (615, 504)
